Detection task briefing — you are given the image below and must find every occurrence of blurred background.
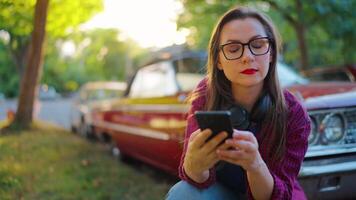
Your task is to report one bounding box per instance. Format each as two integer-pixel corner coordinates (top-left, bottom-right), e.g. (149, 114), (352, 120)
(1, 0), (355, 129)
(1, 0), (355, 99)
(0, 1), (355, 199)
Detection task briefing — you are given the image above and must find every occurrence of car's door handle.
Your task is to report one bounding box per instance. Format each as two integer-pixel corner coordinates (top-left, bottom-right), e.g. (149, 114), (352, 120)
(318, 175), (341, 192)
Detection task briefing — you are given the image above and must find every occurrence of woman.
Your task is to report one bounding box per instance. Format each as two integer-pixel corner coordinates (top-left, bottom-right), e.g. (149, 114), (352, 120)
(167, 6), (311, 200)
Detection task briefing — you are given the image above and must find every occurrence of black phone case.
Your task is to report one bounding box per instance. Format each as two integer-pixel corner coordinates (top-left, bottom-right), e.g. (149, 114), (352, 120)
(194, 111), (233, 141)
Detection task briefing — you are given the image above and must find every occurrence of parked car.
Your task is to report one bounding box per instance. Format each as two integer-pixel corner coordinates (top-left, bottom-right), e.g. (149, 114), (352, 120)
(302, 64), (356, 82)
(70, 81), (127, 138)
(92, 52), (356, 199)
(298, 91), (356, 199)
(39, 84), (59, 100)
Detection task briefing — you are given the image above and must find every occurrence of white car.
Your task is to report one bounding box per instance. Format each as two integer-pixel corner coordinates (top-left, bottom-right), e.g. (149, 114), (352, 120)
(70, 81), (127, 138)
(39, 85), (59, 100)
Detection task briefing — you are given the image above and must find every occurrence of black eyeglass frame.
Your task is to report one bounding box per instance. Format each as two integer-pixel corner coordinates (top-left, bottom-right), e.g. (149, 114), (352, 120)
(220, 37), (273, 60)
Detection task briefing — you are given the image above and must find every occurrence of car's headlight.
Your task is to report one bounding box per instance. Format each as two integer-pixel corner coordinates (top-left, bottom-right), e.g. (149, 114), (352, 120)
(308, 116), (318, 145)
(321, 113), (345, 144)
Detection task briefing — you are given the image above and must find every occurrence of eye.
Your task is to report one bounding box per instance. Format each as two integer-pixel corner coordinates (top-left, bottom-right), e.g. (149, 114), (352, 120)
(226, 43), (242, 53)
(250, 39), (268, 49)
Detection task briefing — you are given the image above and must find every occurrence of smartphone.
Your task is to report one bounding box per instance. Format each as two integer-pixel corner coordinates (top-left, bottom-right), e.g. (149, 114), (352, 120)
(194, 111), (233, 141)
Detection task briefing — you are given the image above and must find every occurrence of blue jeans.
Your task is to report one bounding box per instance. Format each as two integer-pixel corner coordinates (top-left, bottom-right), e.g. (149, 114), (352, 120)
(166, 181), (244, 200)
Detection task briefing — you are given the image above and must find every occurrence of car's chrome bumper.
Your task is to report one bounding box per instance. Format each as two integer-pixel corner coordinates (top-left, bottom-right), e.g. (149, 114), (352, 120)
(299, 160), (356, 177)
(298, 159), (356, 200)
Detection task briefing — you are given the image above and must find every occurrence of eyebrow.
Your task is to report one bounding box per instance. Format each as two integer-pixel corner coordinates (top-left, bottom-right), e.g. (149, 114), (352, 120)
(226, 35), (265, 43)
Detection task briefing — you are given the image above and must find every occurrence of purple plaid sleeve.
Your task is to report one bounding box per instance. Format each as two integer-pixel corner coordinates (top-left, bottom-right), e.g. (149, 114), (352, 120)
(178, 78), (217, 188)
(268, 91), (311, 199)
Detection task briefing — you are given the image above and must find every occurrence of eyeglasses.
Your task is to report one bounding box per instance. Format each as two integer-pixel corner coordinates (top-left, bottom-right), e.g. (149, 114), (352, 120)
(220, 37), (272, 60)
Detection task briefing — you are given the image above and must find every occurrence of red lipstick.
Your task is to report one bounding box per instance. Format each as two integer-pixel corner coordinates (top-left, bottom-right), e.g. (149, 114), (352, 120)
(240, 69), (258, 75)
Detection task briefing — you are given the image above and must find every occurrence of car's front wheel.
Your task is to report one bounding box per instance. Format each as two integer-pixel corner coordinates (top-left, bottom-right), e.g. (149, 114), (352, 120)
(109, 139), (128, 161)
(78, 121), (88, 137)
(70, 125), (77, 134)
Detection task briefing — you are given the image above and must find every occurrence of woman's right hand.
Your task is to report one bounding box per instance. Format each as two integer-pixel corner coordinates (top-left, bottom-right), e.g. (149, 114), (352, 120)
(183, 129), (228, 183)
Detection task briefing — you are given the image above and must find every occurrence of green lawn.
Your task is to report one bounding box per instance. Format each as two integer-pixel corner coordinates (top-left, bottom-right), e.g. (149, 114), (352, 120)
(0, 121), (176, 200)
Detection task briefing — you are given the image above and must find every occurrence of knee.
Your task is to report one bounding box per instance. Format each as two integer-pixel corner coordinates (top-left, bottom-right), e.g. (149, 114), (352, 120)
(166, 181), (200, 200)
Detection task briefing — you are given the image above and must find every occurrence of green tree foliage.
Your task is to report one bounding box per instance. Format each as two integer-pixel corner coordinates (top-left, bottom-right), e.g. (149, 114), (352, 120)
(177, 0), (355, 69)
(42, 28), (144, 93)
(0, 38), (19, 97)
(0, 0), (103, 97)
(306, 0), (355, 64)
(177, 1), (233, 50)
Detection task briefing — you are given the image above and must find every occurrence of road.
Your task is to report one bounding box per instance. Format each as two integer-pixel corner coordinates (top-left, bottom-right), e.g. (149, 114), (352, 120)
(0, 98), (72, 130)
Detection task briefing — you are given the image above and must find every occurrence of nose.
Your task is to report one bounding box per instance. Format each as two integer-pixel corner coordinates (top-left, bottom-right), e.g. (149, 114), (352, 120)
(240, 45), (254, 62)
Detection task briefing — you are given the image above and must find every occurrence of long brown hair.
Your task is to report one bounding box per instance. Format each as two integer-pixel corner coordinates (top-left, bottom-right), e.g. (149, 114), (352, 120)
(193, 6), (288, 161)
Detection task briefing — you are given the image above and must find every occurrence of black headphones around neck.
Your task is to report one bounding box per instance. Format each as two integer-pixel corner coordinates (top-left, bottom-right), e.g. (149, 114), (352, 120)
(215, 92), (272, 191)
(227, 92), (272, 130)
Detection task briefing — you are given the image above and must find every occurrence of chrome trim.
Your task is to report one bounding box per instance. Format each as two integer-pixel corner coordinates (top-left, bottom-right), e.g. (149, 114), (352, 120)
(308, 107), (356, 115)
(93, 120), (170, 140)
(308, 116), (319, 145)
(344, 69), (356, 82)
(308, 107), (356, 148)
(299, 160), (356, 177)
(320, 112), (347, 144)
(306, 145), (356, 157)
(101, 104), (189, 113)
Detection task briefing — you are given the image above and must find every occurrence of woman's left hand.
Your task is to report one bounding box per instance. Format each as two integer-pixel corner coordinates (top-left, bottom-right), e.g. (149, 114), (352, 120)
(217, 129), (265, 173)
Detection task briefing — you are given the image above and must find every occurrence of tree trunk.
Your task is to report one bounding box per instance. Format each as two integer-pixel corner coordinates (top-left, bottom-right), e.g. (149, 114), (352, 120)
(9, 36), (31, 78)
(12, 0), (49, 129)
(267, 0), (309, 70)
(295, 23), (309, 70)
(295, 0), (309, 70)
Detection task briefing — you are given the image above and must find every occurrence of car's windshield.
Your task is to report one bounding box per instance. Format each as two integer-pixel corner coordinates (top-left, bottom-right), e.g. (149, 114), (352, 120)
(173, 56), (206, 92)
(277, 62), (309, 87)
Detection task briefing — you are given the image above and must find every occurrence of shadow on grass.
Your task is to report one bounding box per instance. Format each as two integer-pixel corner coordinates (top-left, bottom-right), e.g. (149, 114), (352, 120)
(70, 128), (179, 187)
(70, 131), (179, 189)
(119, 156), (179, 186)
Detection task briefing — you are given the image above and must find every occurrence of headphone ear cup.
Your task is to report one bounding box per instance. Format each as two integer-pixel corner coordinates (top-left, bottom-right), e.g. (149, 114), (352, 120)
(250, 93), (271, 123)
(229, 104), (250, 130)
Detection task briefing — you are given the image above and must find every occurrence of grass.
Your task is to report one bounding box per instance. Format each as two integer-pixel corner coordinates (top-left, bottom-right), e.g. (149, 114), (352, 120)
(0, 121), (176, 200)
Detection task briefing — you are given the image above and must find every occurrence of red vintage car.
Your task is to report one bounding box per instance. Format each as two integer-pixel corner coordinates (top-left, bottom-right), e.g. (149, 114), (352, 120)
(92, 52), (356, 200)
(302, 64), (356, 82)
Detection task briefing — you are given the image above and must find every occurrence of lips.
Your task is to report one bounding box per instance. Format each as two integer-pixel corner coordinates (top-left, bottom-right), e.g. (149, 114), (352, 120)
(240, 68), (258, 75)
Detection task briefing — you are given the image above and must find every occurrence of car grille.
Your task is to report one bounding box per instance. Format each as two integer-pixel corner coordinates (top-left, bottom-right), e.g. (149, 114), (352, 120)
(344, 108), (356, 144)
(306, 107), (356, 157)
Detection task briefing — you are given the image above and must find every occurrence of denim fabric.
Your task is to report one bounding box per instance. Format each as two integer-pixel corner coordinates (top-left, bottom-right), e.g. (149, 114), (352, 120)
(166, 181), (245, 200)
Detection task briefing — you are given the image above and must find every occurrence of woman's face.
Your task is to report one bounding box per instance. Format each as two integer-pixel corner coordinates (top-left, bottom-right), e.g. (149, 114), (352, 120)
(218, 17), (271, 88)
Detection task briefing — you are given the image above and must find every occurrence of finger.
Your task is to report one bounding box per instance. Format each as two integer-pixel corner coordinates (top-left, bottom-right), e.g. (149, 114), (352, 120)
(233, 129), (257, 143)
(226, 139), (256, 153)
(189, 129), (201, 142)
(217, 149), (245, 160)
(206, 152), (220, 164)
(186, 129), (201, 150)
(216, 141), (233, 151)
(203, 131), (228, 154)
(191, 129), (213, 148)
